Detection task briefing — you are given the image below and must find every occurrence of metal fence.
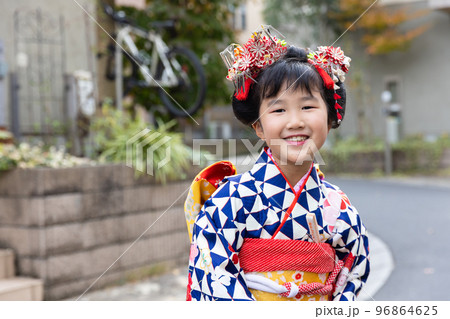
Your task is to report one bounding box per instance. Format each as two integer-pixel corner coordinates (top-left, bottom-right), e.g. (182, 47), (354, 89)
(11, 8), (66, 142)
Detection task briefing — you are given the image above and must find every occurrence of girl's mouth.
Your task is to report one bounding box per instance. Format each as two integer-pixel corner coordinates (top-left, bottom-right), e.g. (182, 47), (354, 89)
(285, 135), (309, 145)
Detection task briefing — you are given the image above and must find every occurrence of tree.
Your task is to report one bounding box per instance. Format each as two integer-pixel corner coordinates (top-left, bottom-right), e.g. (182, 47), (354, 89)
(264, 0), (429, 55)
(329, 0), (430, 55)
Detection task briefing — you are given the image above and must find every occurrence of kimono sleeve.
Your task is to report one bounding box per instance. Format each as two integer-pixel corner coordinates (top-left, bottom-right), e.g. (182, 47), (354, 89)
(186, 180), (255, 301)
(326, 189), (370, 301)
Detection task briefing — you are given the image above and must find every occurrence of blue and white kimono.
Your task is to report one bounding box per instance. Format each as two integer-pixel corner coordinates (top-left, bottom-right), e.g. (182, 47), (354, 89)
(186, 147), (370, 301)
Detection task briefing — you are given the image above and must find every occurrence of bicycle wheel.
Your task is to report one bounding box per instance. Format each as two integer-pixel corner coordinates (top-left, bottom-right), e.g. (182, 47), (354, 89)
(157, 46), (206, 118)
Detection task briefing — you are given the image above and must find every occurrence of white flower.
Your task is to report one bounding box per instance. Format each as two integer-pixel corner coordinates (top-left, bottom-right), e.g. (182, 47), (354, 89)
(210, 267), (232, 296)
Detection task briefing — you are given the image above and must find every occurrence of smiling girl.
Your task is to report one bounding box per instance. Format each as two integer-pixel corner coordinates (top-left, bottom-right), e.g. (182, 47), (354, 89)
(185, 26), (370, 301)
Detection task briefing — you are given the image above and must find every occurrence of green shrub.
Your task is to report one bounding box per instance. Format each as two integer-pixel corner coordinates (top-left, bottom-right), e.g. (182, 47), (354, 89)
(91, 104), (199, 184)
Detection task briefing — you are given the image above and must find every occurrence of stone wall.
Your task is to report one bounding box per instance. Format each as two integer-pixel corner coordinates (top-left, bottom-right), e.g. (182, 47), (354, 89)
(0, 164), (192, 300)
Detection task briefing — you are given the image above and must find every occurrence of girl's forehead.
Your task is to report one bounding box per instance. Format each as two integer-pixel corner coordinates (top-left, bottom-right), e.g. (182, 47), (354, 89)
(265, 83), (321, 100)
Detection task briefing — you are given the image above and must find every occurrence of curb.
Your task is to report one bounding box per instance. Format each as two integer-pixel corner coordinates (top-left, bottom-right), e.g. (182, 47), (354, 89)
(358, 233), (395, 301)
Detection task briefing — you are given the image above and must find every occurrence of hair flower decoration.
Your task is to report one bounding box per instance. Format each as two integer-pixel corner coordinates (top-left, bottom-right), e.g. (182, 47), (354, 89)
(307, 46), (351, 90)
(307, 46), (351, 123)
(220, 25), (288, 101)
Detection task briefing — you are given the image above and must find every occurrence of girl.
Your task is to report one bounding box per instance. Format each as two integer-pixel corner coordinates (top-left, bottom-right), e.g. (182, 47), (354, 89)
(184, 26), (370, 301)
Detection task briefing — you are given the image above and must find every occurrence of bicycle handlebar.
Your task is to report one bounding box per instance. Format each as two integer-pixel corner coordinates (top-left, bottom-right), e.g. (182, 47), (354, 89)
(101, 1), (133, 25)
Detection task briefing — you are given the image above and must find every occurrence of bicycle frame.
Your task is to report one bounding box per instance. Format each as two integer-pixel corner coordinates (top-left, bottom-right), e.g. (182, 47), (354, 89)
(115, 24), (179, 87)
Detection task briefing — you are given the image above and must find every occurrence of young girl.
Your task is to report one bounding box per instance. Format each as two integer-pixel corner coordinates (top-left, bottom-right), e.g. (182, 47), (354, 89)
(184, 26), (370, 301)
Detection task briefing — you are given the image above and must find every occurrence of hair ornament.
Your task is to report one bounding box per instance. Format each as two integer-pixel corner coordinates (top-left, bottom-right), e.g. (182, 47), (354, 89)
(307, 46), (351, 122)
(220, 25), (288, 101)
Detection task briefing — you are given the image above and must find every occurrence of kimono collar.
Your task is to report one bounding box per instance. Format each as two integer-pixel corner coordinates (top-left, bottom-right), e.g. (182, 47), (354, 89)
(250, 147), (322, 197)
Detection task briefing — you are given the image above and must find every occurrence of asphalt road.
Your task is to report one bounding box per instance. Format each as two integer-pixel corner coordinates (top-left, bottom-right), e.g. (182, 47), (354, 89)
(326, 175), (450, 301)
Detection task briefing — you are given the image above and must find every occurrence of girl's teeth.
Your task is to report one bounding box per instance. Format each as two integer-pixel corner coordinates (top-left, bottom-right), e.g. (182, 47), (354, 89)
(286, 136), (307, 142)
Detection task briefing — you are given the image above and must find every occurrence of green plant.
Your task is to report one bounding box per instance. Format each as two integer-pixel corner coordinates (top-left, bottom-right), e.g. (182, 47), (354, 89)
(320, 134), (450, 175)
(391, 134), (449, 173)
(0, 130), (13, 141)
(91, 104), (199, 184)
(0, 142), (94, 171)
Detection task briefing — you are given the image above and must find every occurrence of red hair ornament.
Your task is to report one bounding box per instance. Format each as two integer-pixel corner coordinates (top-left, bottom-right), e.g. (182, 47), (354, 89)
(220, 25), (288, 101)
(307, 46), (351, 124)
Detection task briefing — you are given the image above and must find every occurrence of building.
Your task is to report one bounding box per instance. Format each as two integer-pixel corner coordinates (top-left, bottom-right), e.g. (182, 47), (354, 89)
(340, 0), (450, 142)
(230, 0), (450, 143)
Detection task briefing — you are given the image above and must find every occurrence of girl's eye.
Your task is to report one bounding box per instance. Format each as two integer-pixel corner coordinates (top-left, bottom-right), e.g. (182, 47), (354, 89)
(302, 106), (315, 110)
(272, 108), (285, 113)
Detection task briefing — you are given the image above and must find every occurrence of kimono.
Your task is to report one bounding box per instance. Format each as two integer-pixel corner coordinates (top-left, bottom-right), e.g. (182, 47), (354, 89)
(185, 147), (370, 301)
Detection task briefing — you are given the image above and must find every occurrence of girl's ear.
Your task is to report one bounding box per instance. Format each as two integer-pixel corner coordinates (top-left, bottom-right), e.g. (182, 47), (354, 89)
(252, 121), (265, 140)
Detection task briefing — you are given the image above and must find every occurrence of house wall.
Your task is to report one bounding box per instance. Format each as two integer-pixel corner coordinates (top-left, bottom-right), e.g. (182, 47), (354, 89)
(339, 0), (450, 140)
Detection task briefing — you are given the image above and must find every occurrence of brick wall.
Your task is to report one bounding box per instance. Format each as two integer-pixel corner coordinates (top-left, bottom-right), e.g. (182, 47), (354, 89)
(0, 164), (192, 300)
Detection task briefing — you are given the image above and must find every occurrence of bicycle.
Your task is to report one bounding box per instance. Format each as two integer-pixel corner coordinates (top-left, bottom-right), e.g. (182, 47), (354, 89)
(102, 2), (206, 118)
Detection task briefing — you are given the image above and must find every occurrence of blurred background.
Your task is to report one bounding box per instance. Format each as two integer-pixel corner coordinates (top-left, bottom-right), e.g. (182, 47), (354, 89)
(0, 0), (449, 301)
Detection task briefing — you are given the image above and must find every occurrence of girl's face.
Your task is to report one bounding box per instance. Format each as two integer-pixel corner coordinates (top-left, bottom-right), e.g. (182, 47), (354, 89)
(252, 83), (330, 171)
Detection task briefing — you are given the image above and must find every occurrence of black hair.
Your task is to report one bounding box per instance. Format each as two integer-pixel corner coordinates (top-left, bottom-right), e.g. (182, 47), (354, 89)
(232, 46), (346, 129)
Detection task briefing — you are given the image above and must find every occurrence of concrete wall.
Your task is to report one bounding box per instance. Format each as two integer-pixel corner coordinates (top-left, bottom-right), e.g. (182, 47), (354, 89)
(0, 165), (191, 300)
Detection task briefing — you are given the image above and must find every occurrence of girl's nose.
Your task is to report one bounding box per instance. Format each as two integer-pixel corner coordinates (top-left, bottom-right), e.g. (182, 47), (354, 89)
(286, 114), (305, 129)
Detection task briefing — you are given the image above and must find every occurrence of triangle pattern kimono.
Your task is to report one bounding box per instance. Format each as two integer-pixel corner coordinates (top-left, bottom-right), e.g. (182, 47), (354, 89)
(187, 148), (370, 301)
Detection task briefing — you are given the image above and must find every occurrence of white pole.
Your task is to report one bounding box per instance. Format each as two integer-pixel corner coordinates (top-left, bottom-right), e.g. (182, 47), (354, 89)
(115, 33), (123, 112)
(381, 90), (393, 176)
(0, 40), (6, 127)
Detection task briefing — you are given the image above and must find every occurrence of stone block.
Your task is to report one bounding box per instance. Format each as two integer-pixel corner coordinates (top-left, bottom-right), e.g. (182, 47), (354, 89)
(80, 164), (125, 192)
(118, 211), (158, 243)
(0, 197), (20, 225)
(46, 252), (85, 284)
(147, 181), (191, 210)
(0, 249), (14, 279)
(82, 189), (124, 219)
(146, 231), (190, 263)
(82, 217), (122, 249)
(16, 257), (47, 281)
(19, 197), (46, 226)
(0, 277), (43, 301)
(81, 244), (122, 279)
(122, 182), (190, 214)
(0, 169), (44, 196)
(42, 167), (84, 195)
(151, 207), (187, 236)
(117, 238), (154, 269)
(122, 186), (154, 213)
(44, 193), (83, 225)
(0, 227), (44, 257)
(45, 223), (84, 254)
(0, 197), (45, 226)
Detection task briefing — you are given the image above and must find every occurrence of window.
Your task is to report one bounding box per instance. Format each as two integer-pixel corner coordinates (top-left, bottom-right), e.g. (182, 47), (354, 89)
(232, 4), (247, 31)
(386, 80), (399, 103)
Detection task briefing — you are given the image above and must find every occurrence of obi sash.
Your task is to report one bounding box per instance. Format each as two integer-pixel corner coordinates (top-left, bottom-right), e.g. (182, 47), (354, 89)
(240, 238), (343, 301)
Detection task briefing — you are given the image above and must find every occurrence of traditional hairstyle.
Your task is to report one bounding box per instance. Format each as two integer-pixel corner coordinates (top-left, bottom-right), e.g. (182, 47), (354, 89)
(232, 46), (346, 129)
(221, 26), (350, 129)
